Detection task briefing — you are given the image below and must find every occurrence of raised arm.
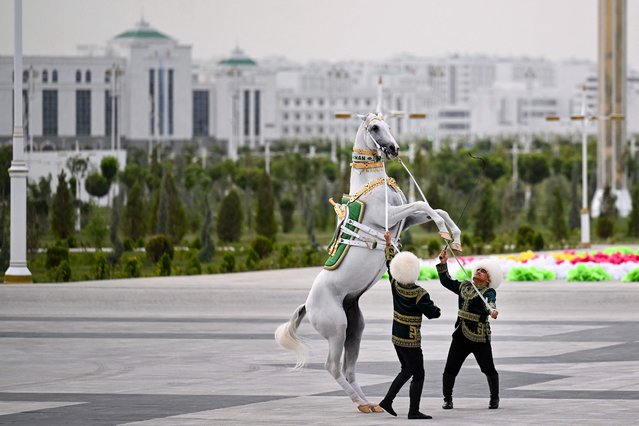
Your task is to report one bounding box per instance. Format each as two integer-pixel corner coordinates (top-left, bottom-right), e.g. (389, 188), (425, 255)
(436, 248), (462, 294)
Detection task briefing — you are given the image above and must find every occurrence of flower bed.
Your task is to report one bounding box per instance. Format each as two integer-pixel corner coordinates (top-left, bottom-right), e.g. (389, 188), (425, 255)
(381, 247), (639, 282)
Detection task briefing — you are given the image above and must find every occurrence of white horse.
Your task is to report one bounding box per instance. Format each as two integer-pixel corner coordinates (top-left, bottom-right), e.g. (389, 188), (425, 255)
(275, 112), (462, 412)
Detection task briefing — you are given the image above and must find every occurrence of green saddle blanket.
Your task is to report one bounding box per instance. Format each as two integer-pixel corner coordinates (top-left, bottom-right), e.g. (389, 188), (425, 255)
(324, 196), (366, 270)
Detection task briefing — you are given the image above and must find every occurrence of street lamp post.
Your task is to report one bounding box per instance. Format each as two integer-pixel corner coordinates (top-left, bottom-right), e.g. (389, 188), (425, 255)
(407, 113), (427, 202)
(334, 111), (351, 169)
(546, 85), (625, 247)
(5, 0), (32, 283)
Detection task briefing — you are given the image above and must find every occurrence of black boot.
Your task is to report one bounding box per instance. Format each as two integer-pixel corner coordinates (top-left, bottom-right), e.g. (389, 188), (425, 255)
(487, 374), (499, 409)
(379, 370), (411, 417)
(407, 378), (432, 419)
(442, 373), (455, 409)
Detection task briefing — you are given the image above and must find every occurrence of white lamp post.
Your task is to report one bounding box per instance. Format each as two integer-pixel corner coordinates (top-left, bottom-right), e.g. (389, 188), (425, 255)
(546, 84), (624, 247)
(5, 0), (32, 283)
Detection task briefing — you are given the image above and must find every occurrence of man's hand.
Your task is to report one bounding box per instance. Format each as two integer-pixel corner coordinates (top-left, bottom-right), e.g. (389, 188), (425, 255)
(438, 248), (448, 264)
(384, 231), (391, 246)
(490, 310), (499, 319)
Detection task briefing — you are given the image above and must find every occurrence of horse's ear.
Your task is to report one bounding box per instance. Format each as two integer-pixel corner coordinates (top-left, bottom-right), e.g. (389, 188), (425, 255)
(356, 114), (366, 121)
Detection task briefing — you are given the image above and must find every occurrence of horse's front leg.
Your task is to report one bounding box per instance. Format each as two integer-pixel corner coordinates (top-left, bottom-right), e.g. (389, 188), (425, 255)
(434, 209), (462, 251)
(387, 202), (452, 241)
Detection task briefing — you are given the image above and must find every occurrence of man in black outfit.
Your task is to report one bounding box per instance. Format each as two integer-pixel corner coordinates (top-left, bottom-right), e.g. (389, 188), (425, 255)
(436, 248), (502, 410)
(378, 231), (441, 419)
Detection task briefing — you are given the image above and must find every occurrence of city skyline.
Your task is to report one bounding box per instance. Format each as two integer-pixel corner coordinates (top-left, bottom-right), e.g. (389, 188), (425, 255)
(0, 0), (638, 69)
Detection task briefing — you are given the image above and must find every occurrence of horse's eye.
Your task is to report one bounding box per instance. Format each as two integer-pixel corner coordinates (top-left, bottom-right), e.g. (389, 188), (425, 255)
(371, 125), (379, 132)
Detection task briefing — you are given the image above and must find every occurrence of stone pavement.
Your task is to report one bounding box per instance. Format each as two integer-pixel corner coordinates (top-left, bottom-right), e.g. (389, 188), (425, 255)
(0, 268), (638, 425)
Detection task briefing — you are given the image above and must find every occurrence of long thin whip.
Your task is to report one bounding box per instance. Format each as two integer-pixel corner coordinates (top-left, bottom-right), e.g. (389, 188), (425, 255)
(398, 156), (493, 312)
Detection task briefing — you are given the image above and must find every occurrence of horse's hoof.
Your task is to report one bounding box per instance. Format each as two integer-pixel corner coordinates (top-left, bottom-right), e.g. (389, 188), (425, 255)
(451, 242), (462, 252)
(439, 231), (452, 241)
(357, 404), (372, 413)
(369, 404), (384, 413)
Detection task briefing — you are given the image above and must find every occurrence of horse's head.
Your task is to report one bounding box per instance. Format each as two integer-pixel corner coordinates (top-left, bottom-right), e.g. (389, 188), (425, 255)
(357, 113), (399, 160)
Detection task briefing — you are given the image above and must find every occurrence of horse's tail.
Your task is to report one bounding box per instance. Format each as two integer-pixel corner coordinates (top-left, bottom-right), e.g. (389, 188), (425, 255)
(274, 304), (308, 368)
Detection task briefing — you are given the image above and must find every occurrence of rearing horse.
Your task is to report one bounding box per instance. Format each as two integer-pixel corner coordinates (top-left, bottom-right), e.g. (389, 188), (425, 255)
(275, 112), (462, 412)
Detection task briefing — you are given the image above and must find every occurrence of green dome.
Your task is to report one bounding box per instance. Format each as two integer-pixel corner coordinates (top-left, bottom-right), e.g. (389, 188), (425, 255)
(114, 19), (171, 40)
(218, 47), (257, 66)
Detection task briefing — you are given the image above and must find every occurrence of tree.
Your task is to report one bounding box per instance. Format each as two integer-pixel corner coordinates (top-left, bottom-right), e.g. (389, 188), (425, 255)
(549, 180), (568, 240)
(568, 163), (580, 230)
(519, 153), (550, 186)
(100, 156), (120, 185)
(155, 166), (187, 244)
(85, 209), (108, 249)
(84, 172), (110, 199)
(217, 189), (243, 242)
(50, 171), (75, 240)
(472, 179), (498, 242)
(122, 181), (147, 242)
(198, 196), (215, 262)
(255, 171), (277, 240)
(627, 184), (639, 238)
(27, 176), (52, 254)
(596, 186), (616, 240)
(279, 197), (295, 233)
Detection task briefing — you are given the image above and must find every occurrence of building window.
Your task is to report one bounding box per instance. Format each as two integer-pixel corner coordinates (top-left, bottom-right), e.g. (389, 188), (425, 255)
(42, 70), (48, 83)
(149, 69), (155, 134)
(42, 90), (58, 136)
(52, 69), (58, 83)
(105, 90), (117, 137)
(254, 90), (260, 136)
(85, 70), (91, 83)
(168, 69), (174, 135)
(76, 70), (81, 83)
(75, 90), (91, 135)
(193, 90), (209, 136)
(23, 70), (28, 83)
(283, 98), (289, 106)
(243, 90), (250, 136)
(158, 68), (164, 135)
(105, 70), (111, 83)
(318, 112), (324, 120)
(283, 112), (289, 121)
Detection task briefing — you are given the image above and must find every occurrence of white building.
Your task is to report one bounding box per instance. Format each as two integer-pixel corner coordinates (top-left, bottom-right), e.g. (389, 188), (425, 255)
(1, 19), (637, 154)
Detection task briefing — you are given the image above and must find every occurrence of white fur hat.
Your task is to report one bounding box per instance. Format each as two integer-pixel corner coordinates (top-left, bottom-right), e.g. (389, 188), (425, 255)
(472, 258), (503, 289)
(390, 252), (420, 284)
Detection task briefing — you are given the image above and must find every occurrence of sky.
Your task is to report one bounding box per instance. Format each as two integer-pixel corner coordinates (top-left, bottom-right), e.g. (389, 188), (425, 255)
(0, 0), (638, 69)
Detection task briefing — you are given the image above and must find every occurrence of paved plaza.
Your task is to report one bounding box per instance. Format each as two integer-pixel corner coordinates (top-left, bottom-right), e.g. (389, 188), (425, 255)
(0, 268), (638, 425)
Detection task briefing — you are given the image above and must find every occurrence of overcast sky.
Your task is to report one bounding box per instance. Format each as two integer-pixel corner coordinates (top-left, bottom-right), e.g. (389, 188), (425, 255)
(1, 0), (638, 69)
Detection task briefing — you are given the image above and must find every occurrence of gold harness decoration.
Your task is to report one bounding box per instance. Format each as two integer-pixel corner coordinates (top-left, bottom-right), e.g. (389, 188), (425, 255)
(350, 177), (400, 202)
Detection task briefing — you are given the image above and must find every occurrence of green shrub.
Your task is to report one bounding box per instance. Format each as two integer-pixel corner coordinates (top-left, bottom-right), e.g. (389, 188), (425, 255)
(566, 264), (611, 282)
(427, 239), (441, 257)
(145, 234), (174, 263)
(45, 245), (69, 270)
(157, 252), (172, 276)
(507, 266), (555, 281)
(123, 239), (134, 252)
(220, 252), (236, 273)
(532, 232), (545, 251)
(186, 255), (202, 275)
(94, 252), (110, 280)
(418, 265), (438, 280)
(124, 258), (141, 278)
(278, 244), (294, 268)
(622, 268), (639, 282)
(53, 260), (72, 282)
(251, 236), (273, 259)
(516, 225), (535, 251)
(596, 217), (614, 240)
(245, 248), (260, 269)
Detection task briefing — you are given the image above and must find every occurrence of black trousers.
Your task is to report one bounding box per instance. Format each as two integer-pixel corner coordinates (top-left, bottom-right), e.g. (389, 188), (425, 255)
(443, 331), (497, 377)
(383, 345), (425, 411)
